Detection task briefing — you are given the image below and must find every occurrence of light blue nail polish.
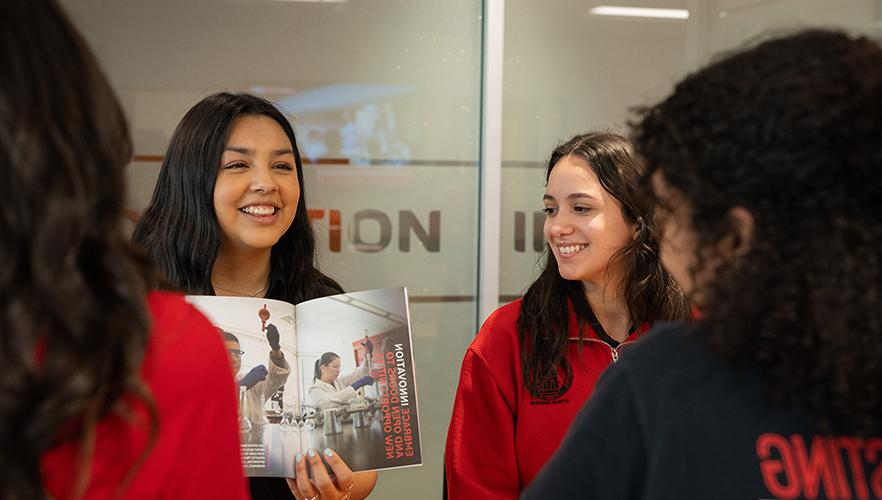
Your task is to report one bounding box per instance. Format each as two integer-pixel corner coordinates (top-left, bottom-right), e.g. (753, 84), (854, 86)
(295, 453), (303, 463)
(308, 449), (317, 458)
(324, 448), (333, 457)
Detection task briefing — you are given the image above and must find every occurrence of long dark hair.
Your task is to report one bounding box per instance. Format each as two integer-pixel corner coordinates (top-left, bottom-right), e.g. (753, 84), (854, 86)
(132, 92), (342, 303)
(314, 352), (341, 382)
(517, 132), (689, 397)
(0, 1), (157, 497)
(632, 30), (882, 430)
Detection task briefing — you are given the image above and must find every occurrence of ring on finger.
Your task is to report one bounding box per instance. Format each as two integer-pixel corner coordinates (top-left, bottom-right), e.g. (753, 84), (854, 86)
(340, 480), (355, 500)
(306, 493), (319, 500)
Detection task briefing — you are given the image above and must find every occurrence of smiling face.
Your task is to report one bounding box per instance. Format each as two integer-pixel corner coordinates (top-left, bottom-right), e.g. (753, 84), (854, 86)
(543, 156), (635, 287)
(320, 356), (342, 383)
(213, 115), (300, 254)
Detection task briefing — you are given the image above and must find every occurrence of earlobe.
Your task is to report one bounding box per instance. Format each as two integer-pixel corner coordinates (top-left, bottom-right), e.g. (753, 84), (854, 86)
(727, 206), (755, 257)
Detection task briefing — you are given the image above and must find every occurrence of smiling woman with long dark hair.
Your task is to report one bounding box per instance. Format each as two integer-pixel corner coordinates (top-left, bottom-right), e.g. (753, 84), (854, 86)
(133, 92), (378, 500)
(445, 131), (689, 499)
(524, 30), (882, 500)
(0, 1), (247, 498)
(132, 93), (341, 305)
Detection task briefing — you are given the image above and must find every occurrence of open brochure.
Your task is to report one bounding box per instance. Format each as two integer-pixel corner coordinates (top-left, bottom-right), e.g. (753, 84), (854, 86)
(187, 286), (422, 477)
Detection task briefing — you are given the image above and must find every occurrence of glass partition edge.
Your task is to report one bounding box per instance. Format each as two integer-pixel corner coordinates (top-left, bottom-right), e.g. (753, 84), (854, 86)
(478, 0), (505, 326)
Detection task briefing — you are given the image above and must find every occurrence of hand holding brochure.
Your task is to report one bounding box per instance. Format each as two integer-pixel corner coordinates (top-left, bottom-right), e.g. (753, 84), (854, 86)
(187, 287), (422, 477)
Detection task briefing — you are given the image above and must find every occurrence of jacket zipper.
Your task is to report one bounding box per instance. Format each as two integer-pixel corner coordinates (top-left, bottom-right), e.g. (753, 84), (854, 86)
(574, 337), (632, 363)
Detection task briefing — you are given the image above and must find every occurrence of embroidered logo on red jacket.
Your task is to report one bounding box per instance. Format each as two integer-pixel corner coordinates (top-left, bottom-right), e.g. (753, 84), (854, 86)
(530, 374), (571, 405)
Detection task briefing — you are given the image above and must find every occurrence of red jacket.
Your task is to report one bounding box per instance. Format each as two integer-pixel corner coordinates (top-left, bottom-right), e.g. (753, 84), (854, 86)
(445, 300), (648, 499)
(41, 292), (249, 499)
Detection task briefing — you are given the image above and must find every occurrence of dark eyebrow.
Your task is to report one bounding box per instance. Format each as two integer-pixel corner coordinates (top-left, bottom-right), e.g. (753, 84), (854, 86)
(543, 193), (599, 202)
(223, 147), (295, 157)
(567, 193), (598, 201)
(224, 146), (253, 155)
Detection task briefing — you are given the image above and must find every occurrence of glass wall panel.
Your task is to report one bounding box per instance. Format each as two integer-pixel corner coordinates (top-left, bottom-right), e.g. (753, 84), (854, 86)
(62, 0), (482, 497)
(500, 0), (882, 301)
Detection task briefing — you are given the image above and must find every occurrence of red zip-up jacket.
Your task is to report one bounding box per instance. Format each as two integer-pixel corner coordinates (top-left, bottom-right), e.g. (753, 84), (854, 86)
(40, 292), (249, 499)
(445, 299), (648, 499)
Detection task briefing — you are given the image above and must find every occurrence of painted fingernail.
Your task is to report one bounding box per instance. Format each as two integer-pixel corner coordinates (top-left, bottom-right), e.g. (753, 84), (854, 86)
(324, 448), (334, 457)
(308, 449), (317, 458)
(295, 453), (303, 463)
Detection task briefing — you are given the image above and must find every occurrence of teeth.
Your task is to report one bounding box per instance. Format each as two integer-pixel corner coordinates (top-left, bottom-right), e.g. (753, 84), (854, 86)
(241, 205), (276, 216)
(558, 244), (587, 255)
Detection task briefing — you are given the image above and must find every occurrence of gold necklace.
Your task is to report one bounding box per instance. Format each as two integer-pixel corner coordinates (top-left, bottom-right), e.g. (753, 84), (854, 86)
(212, 281), (269, 298)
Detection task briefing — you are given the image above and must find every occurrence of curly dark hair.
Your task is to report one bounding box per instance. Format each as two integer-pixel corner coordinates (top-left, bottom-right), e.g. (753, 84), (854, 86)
(518, 132), (690, 397)
(632, 30), (882, 430)
(0, 0), (157, 497)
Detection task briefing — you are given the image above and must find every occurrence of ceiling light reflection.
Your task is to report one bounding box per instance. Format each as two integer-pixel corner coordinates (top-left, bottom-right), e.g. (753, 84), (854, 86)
(589, 6), (689, 20)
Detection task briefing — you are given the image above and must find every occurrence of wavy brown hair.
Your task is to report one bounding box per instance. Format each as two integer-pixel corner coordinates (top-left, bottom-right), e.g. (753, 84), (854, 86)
(633, 30), (882, 431)
(0, 1), (157, 497)
(517, 132), (689, 397)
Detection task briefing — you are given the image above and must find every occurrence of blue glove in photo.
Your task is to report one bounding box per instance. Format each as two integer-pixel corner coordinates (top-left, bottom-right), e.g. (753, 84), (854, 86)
(351, 375), (375, 391)
(265, 323), (281, 351)
(238, 364), (268, 390)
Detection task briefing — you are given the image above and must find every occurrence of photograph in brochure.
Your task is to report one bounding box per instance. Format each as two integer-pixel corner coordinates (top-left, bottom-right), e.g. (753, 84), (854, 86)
(187, 287), (422, 478)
